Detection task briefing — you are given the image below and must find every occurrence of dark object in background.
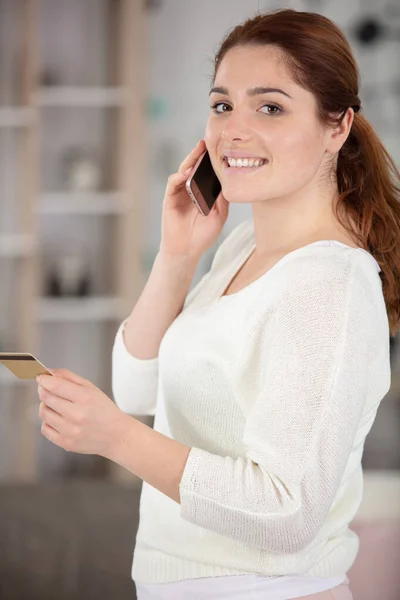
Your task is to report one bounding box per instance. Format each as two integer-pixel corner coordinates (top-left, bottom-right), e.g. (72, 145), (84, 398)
(37, 68), (61, 87)
(353, 17), (388, 45)
(45, 256), (91, 297)
(46, 270), (90, 297)
(145, 0), (163, 10)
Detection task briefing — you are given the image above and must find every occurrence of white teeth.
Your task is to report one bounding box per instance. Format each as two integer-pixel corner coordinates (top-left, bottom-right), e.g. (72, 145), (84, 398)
(226, 157), (266, 168)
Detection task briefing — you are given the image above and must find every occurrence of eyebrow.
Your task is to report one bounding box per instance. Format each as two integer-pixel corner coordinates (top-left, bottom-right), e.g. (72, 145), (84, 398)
(209, 86), (292, 99)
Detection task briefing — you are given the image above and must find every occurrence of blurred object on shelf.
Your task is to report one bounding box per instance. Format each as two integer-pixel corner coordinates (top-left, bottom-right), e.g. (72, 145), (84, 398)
(353, 16), (387, 45)
(145, 0), (163, 10)
(62, 146), (102, 192)
(146, 95), (169, 121)
(352, 14), (400, 46)
(37, 68), (62, 87)
(45, 254), (91, 297)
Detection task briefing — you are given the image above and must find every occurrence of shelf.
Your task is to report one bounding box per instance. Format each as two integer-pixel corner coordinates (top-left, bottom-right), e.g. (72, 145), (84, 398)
(0, 0), (146, 482)
(37, 192), (128, 215)
(35, 86), (126, 108)
(0, 235), (36, 257)
(0, 107), (36, 128)
(37, 296), (125, 322)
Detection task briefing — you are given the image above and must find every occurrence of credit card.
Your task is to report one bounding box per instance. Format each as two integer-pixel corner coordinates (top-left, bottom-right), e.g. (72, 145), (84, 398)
(0, 353), (54, 379)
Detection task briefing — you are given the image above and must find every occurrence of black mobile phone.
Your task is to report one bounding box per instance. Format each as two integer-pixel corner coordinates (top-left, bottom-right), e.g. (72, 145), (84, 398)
(185, 149), (221, 216)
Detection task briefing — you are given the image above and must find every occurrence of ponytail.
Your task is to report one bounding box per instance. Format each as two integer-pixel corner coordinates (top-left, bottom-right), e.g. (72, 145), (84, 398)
(336, 112), (400, 336)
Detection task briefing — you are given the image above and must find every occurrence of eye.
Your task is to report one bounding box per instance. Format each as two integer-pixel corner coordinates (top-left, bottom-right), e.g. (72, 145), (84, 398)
(259, 104), (282, 115)
(210, 102), (282, 115)
(210, 102), (231, 114)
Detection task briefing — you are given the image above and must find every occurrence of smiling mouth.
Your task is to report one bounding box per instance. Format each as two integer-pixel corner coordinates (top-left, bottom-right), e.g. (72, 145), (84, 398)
(223, 157), (268, 169)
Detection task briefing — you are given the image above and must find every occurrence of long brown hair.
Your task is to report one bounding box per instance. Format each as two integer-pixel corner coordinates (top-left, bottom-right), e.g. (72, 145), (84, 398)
(212, 9), (400, 337)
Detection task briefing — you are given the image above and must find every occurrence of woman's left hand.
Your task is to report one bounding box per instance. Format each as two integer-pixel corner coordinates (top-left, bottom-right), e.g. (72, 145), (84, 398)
(37, 368), (131, 459)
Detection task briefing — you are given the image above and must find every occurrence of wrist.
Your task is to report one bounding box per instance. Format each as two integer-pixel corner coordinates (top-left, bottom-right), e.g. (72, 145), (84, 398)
(156, 250), (199, 272)
(154, 253), (199, 290)
(104, 411), (136, 464)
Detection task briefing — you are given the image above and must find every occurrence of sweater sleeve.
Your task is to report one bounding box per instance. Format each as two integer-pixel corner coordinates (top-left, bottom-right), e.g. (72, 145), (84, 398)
(179, 254), (385, 553)
(111, 319), (159, 416)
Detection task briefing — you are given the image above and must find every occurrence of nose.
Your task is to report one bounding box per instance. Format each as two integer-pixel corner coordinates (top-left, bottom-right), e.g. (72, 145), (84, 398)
(221, 110), (252, 143)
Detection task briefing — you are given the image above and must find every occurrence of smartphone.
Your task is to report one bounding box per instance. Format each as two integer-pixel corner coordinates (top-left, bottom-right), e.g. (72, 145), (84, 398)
(185, 149), (221, 216)
(0, 352), (54, 379)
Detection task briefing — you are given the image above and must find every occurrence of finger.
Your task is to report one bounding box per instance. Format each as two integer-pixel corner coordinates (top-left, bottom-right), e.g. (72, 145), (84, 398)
(38, 375), (87, 405)
(50, 368), (93, 387)
(41, 421), (61, 443)
(165, 169), (194, 197)
(38, 387), (75, 417)
(177, 139), (206, 174)
(39, 401), (64, 430)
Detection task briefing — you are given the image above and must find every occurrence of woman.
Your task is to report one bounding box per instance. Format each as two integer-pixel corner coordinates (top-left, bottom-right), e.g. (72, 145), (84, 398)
(37, 8), (400, 600)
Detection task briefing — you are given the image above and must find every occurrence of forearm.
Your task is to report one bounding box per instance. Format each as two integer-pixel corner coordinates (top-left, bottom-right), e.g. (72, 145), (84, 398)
(108, 414), (192, 504)
(123, 251), (198, 360)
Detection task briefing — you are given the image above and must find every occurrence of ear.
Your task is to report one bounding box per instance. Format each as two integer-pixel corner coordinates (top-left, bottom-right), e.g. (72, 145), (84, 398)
(325, 107), (355, 154)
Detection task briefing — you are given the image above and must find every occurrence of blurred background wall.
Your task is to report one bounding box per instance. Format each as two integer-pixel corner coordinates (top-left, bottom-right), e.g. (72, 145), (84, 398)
(0, 0), (399, 598)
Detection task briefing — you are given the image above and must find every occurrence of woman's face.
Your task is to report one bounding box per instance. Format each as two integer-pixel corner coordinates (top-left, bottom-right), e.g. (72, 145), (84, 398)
(204, 44), (335, 205)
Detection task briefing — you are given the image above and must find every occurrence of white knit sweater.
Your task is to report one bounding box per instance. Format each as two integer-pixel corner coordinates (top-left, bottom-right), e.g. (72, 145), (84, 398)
(112, 218), (391, 585)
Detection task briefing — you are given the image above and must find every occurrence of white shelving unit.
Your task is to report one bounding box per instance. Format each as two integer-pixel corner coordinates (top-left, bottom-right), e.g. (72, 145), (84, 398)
(0, 0), (148, 483)
(37, 192), (128, 215)
(35, 86), (126, 107)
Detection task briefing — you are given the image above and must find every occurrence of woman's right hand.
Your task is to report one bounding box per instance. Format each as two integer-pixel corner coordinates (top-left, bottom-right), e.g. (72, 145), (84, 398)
(159, 139), (229, 262)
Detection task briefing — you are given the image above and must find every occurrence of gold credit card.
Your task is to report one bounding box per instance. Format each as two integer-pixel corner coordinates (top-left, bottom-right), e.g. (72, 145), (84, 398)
(0, 353), (54, 379)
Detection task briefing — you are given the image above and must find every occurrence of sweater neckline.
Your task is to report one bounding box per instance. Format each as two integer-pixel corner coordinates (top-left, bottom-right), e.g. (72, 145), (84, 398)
(215, 238), (380, 303)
